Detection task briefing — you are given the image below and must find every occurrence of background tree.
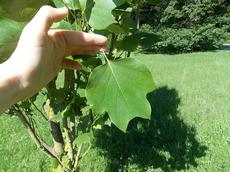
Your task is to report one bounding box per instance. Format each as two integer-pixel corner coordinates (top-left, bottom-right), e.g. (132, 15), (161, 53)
(0, 0), (159, 171)
(139, 0), (230, 53)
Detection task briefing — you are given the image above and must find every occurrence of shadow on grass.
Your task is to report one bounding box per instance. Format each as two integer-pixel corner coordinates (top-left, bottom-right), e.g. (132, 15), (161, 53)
(94, 86), (208, 171)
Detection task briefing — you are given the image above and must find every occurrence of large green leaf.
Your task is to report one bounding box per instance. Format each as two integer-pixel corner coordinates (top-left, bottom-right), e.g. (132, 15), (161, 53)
(86, 58), (155, 131)
(78, 0), (89, 11)
(53, 0), (81, 10)
(0, 0), (50, 22)
(116, 32), (162, 52)
(116, 34), (140, 51)
(89, 0), (125, 30)
(121, 15), (137, 33)
(0, 18), (25, 63)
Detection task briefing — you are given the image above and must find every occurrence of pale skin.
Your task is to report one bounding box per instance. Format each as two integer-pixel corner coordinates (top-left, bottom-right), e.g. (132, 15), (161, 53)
(0, 6), (107, 114)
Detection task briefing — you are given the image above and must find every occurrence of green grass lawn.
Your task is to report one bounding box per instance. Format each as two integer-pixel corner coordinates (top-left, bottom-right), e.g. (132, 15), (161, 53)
(0, 51), (230, 172)
(225, 40), (230, 44)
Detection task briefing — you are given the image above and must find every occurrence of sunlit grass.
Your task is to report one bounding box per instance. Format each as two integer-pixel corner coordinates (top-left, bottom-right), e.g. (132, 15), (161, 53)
(0, 50), (229, 171)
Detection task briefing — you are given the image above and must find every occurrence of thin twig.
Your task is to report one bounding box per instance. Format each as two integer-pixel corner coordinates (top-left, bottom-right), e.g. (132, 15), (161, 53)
(13, 105), (56, 158)
(73, 144), (82, 171)
(31, 101), (48, 121)
(108, 33), (117, 59)
(13, 105), (70, 171)
(81, 144), (92, 158)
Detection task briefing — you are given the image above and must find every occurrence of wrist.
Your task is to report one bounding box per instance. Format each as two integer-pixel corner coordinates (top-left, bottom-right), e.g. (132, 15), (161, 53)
(0, 57), (37, 100)
(3, 54), (39, 101)
(0, 61), (25, 113)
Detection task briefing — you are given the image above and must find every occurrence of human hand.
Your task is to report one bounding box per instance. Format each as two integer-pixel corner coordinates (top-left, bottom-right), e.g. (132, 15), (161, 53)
(5, 5), (107, 99)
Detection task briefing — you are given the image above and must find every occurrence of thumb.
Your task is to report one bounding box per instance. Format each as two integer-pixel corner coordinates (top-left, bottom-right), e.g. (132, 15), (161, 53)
(62, 59), (82, 70)
(28, 5), (68, 33)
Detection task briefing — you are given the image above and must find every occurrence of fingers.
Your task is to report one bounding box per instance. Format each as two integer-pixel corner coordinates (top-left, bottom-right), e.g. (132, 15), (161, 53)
(50, 30), (108, 56)
(62, 59), (81, 70)
(28, 5), (68, 33)
(65, 46), (107, 57)
(55, 30), (107, 47)
(61, 31), (107, 55)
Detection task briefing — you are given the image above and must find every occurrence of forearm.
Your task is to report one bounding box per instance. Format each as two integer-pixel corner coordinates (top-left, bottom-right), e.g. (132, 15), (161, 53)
(0, 61), (24, 114)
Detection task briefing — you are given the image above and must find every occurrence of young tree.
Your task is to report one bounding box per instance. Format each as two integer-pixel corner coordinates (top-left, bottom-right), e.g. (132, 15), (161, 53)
(0, 0), (161, 171)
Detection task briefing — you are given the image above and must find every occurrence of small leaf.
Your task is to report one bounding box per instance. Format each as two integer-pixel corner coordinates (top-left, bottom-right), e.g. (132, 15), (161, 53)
(73, 132), (93, 147)
(86, 58), (156, 131)
(29, 93), (39, 103)
(19, 101), (31, 109)
(51, 21), (75, 30)
(81, 105), (92, 116)
(62, 155), (70, 168)
(112, 3), (132, 17)
(51, 159), (59, 169)
(52, 112), (63, 122)
(77, 88), (86, 97)
(53, 0), (64, 8)
(107, 23), (126, 34)
(93, 114), (110, 129)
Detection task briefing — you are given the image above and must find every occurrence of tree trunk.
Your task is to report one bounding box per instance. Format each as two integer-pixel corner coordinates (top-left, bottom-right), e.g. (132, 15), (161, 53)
(46, 80), (64, 157)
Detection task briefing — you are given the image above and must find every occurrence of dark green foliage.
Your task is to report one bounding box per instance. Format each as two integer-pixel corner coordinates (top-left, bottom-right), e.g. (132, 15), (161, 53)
(141, 24), (227, 53)
(139, 0), (230, 53)
(160, 0), (229, 27)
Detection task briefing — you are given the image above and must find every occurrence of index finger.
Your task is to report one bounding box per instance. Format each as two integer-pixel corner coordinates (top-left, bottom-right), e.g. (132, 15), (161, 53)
(55, 30), (108, 47)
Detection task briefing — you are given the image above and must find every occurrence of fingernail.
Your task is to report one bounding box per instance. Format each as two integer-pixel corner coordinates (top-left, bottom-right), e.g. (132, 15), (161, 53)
(99, 46), (108, 51)
(59, 7), (68, 14)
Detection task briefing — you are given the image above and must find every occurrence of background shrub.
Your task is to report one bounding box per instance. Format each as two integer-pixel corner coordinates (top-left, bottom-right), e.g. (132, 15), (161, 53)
(139, 0), (230, 53)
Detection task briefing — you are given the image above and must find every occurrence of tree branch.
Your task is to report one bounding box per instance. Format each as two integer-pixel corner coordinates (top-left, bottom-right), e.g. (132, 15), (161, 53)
(13, 105), (56, 158)
(63, 69), (76, 166)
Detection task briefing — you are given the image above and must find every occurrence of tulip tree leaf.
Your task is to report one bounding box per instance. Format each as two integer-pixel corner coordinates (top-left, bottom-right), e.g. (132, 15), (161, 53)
(78, 0), (89, 11)
(88, 0), (125, 30)
(86, 58), (156, 131)
(53, 0), (81, 10)
(0, 17), (25, 63)
(0, 0), (48, 22)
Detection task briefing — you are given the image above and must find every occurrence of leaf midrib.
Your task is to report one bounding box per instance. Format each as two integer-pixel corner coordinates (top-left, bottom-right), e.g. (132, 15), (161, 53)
(107, 60), (131, 116)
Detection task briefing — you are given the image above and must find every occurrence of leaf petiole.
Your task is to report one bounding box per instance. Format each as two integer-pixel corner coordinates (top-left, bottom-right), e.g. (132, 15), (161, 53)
(96, 51), (108, 65)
